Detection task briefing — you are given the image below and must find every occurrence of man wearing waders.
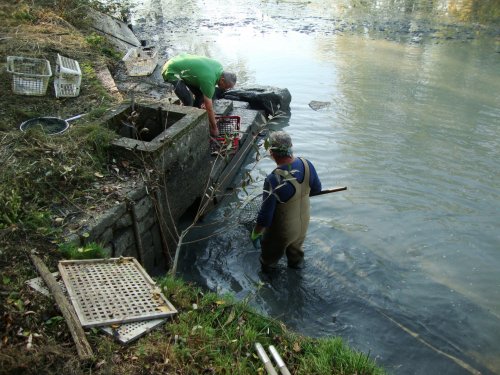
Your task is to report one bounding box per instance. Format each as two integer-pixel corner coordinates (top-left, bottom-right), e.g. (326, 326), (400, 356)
(251, 131), (322, 271)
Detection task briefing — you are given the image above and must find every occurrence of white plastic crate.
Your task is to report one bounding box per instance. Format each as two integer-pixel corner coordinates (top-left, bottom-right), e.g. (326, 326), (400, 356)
(54, 54), (81, 98)
(6, 56), (52, 96)
(122, 46), (158, 76)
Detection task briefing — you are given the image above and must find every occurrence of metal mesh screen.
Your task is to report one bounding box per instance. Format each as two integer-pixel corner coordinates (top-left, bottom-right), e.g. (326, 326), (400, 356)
(58, 257), (177, 327)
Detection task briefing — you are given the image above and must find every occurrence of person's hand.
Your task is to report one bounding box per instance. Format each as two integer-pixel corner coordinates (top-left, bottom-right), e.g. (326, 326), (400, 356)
(210, 127), (219, 137)
(250, 229), (263, 249)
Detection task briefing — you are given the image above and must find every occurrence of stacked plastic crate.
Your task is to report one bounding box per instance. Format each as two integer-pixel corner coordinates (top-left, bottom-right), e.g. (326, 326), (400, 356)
(54, 54), (81, 98)
(6, 54), (81, 98)
(211, 116), (241, 155)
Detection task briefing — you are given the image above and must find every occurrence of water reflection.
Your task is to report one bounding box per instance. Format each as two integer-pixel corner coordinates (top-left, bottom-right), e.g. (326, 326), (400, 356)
(129, 0), (500, 24)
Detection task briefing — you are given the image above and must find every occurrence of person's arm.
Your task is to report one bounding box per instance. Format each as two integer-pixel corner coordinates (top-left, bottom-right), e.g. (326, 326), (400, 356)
(307, 160), (322, 195)
(203, 95), (219, 136)
(251, 178), (276, 247)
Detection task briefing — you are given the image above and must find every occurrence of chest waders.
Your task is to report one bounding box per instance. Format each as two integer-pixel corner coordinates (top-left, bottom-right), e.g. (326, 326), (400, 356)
(260, 158), (311, 268)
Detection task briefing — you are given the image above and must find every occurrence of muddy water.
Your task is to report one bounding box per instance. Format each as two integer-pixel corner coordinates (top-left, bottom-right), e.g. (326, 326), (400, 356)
(126, 1), (500, 373)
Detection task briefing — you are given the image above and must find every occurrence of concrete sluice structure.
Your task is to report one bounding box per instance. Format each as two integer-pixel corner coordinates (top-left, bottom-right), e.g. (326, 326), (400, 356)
(68, 98), (265, 274)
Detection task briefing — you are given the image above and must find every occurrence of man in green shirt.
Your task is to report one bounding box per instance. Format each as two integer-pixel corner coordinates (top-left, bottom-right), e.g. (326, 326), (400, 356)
(162, 54), (237, 136)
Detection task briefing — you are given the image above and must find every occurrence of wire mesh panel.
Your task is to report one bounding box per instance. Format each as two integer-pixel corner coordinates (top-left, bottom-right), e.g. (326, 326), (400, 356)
(58, 257), (177, 327)
(26, 270), (169, 343)
(100, 319), (166, 344)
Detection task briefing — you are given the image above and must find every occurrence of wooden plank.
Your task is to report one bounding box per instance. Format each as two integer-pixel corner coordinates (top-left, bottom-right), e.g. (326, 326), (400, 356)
(88, 9), (140, 49)
(29, 254), (93, 360)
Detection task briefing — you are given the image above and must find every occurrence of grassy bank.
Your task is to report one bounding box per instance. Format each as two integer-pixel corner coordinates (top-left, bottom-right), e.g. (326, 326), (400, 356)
(0, 1), (385, 374)
(2, 271), (384, 374)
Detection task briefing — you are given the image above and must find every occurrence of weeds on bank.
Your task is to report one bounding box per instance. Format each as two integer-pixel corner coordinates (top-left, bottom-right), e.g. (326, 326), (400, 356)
(86, 275), (385, 375)
(0, 125), (117, 232)
(58, 242), (106, 260)
(0, 0), (122, 132)
(0, 0), (122, 229)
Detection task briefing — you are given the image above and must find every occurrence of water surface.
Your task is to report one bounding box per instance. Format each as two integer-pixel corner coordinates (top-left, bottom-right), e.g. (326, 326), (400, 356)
(127, 1), (500, 373)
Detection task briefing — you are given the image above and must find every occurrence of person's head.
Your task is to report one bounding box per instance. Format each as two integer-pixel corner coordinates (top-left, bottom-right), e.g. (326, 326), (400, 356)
(218, 72), (237, 90)
(269, 131), (293, 159)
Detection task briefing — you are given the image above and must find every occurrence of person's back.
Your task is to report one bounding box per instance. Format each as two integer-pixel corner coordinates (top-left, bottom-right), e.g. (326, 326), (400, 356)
(161, 54), (236, 136)
(257, 157), (321, 228)
(162, 54), (223, 99)
(252, 131), (322, 270)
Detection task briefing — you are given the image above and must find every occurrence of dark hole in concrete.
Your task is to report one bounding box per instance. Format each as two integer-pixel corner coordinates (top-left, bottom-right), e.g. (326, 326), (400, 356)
(178, 197), (202, 229)
(108, 103), (185, 142)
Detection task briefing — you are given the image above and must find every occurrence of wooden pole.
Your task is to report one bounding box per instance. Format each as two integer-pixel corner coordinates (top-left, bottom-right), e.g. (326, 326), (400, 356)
(29, 254), (93, 360)
(311, 186), (347, 196)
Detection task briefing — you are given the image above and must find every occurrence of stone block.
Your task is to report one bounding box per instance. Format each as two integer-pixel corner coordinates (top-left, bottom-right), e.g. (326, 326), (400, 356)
(112, 228), (135, 256)
(96, 203), (127, 228)
(224, 85), (292, 117)
(115, 213), (133, 229)
(88, 9), (140, 52)
(134, 196), (154, 220)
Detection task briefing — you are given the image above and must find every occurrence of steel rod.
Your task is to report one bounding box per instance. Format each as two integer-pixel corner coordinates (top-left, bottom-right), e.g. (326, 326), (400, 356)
(269, 345), (291, 375)
(255, 342), (278, 375)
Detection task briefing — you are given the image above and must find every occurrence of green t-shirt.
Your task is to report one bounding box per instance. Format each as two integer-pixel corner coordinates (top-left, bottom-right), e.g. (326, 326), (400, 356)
(162, 54), (223, 98)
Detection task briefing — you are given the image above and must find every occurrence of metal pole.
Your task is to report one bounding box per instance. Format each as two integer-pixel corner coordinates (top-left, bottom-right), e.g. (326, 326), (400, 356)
(255, 342), (278, 375)
(269, 345), (291, 375)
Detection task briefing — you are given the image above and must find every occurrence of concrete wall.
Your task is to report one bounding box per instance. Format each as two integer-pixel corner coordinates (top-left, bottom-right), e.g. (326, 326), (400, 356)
(73, 186), (172, 274)
(65, 100), (265, 275)
(67, 102), (213, 274)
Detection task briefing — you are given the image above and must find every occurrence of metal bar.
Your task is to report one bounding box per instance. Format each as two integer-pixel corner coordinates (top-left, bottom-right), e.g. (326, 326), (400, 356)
(255, 342), (278, 375)
(311, 186), (347, 196)
(269, 345), (291, 375)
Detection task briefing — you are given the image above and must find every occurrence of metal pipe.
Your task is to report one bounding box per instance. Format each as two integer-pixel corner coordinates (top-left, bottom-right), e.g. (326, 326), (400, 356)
(310, 186), (347, 196)
(269, 345), (291, 375)
(255, 342), (278, 375)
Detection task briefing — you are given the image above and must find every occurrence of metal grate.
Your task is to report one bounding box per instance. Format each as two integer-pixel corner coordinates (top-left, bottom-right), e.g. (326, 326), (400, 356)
(26, 271), (169, 344)
(58, 257), (177, 327)
(100, 319), (166, 344)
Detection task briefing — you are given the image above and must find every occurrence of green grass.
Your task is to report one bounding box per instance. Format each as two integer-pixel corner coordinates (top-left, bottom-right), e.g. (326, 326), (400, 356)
(116, 275), (386, 375)
(59, 242), (107, 260)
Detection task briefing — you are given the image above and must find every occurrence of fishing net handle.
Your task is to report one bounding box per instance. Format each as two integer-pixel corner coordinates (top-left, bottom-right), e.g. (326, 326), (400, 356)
(236, 186), (347, 225)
